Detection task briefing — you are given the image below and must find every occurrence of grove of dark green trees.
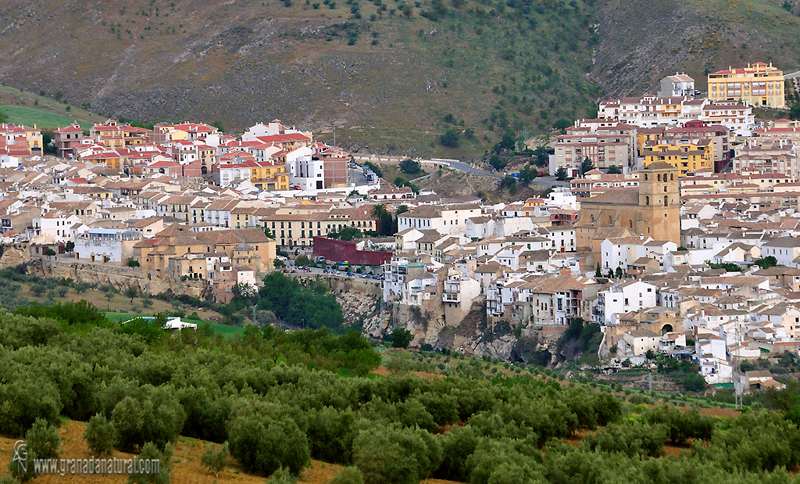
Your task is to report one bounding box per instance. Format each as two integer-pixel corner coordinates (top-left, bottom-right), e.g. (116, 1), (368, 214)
(2, 300), (800, 484)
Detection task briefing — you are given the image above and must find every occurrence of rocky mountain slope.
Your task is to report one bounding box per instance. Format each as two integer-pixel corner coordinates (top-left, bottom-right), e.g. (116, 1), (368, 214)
(0, 0), (600, 157)
(1, 0), (797, 157)
(592, 0), (800, 96)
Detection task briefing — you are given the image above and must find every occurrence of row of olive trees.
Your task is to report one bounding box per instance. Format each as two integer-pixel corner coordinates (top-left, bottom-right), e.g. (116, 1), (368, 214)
(4, 307), (800, 484)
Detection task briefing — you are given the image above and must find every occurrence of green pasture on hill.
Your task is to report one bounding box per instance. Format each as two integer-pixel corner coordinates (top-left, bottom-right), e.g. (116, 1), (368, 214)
(2, 104), (94, 130)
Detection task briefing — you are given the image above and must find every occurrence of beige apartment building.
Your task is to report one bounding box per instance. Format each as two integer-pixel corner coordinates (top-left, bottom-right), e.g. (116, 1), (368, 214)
(707, 62), (785, 108)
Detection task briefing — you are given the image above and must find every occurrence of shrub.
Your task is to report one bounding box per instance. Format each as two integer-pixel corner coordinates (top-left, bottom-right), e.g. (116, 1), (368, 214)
(0, 374), (62, 437)
(439, 129), (460, 148)
(353, 424), (441, 484)
(110, 385), (186, 451)
(266, 467), (297, 484)
(228, 413), (310, 476)
(641, 405), (714, 444)
(306, 407), (356, 464)
(200, 442), (229, 478)
(399, 159), (421, 175)
(128, 442), (172, 484)
(84, 414), (117, 456)
(329, 466), (364, 484)
(389, 328), (413, 349)
(581, 423), (666, 457)
(9, 418), (61, 482)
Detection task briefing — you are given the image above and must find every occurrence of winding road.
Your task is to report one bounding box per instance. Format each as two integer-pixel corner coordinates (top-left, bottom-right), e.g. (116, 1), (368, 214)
(431, 160), (570, 188)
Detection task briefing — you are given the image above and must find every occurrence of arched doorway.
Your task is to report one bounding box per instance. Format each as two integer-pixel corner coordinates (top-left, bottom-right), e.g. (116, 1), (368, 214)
(661, 324), (673, 335)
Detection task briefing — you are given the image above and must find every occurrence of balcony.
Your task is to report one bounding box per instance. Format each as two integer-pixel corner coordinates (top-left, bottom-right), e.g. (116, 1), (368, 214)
(443, 293), (460, 303)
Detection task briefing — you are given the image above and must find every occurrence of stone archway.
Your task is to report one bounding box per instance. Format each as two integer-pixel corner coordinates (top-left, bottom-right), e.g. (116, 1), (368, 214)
(661, 324), (673, 335)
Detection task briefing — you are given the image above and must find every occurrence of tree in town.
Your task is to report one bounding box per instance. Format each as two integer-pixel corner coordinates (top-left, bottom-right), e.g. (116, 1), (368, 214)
(399, 159), (421, 175)
(518, 164), (538, 185)
(607, 165), (622, 174)
(606, 269), (614, 279)
(614, 267), (623, 279)
(595, 264), (602, 278)
(499, 176), (517, 192)
(555, 167), (569, 181)
(552, 118), (572, 133)
(371, 204), (394, 236)
(790, 102), (800, 120)
(580, 158), (594, 176)
(754, 256), (778, 269)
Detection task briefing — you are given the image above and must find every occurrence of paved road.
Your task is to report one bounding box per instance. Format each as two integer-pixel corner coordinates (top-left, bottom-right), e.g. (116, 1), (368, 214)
(446, 160), (504, 179)
(442, 160), (571, 188)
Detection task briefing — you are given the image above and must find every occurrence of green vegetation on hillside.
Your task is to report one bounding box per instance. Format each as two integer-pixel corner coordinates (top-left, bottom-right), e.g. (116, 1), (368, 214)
(0, 105), (95, 130)
(0, 0), (604, 158)
(4, 303), (800, 483)
(0, 85), (103, 129)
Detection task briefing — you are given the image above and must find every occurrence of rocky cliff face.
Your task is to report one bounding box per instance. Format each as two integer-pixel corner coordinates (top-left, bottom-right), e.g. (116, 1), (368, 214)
(0, 244), (33, 269)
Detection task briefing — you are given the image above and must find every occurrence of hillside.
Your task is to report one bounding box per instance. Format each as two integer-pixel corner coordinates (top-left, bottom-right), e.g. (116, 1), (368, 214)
(593, 0), (800, 97)
(0, 0), (601, 157)
(2, 1), (798, 158)
(0, 86), (104, 129)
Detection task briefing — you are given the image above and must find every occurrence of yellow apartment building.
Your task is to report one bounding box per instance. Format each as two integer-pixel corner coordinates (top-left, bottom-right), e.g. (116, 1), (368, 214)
(642, 141), (713, 177)
(707, 62), (785, 108)
(250, 162), (290, 191)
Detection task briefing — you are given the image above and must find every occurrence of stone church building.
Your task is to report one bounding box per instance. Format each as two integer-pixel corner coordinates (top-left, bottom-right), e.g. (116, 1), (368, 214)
(577, 161), (680, 255)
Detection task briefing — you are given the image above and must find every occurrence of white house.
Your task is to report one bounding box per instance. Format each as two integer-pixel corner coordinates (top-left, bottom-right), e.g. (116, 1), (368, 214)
(74, 228), (141, 264)
(600, 235), (652, 270)
(29, 211), (82, 244)
(443, 270), (481, 314)
(398, 204), (483, 237)
(595, 280), (658, 325)
(761, 237), (800, 268)
(287, 146), (324, 190)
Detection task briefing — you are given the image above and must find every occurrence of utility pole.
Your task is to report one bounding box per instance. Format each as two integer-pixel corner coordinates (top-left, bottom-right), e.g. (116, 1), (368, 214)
(333, 123), (336, 148)
(734, 317), (743, 410)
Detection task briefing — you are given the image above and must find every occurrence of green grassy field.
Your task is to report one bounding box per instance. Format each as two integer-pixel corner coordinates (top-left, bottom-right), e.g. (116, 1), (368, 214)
(2, 105), (94, 130)
(105, 312), (246, 339)
(0, 84), (104, 130)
